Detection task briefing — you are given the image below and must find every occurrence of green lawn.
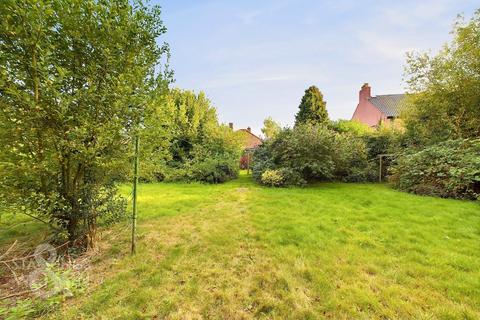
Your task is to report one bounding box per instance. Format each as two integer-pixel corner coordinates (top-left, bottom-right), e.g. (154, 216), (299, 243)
(15, 174), (480, 318)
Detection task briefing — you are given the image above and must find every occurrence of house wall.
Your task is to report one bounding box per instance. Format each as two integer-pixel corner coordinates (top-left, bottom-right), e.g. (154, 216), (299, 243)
(351, 84), (386, 127)
(239, 128), (262, 149)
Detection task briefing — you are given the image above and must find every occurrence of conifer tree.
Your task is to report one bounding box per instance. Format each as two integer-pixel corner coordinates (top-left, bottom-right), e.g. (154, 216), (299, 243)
(295, 86), (329, 126)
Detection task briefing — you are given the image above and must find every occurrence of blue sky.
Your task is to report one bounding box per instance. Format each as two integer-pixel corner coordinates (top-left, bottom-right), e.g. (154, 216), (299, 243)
(157, 0), (477, 134)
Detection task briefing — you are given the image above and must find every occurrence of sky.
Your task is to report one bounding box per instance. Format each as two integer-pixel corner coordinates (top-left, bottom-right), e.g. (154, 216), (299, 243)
(156, 0), (478, 134)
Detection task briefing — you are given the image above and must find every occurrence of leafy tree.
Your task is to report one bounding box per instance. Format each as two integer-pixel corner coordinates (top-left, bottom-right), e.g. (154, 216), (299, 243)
(167, 89), (219, 165)
(261, 116), (281, 139)
(0, 0), (171, 248)
(138, 93), (174, 182)
(139, 88), (243, 183)
(403, 10), (480, 146)
(295, 86), (329, 125)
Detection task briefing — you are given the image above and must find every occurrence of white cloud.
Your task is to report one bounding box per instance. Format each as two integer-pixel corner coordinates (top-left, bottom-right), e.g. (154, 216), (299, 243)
(237, 10), (262, 24)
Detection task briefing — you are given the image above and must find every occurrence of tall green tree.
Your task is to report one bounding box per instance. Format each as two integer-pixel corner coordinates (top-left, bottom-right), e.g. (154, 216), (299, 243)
(167, 89), (219, 164)
(295, 85), (329, 126)
(0, 0), (171, 248)
(403, 10), (480, 146)
(139, 88), (243, 183)
(261, 116), (281, 139)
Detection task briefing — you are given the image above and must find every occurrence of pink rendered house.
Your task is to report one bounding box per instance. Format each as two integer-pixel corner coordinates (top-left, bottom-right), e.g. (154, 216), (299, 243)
(351, 83), (406, 127)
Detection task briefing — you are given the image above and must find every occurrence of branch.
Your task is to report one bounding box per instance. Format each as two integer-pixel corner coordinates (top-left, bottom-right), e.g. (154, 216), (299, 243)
(20, 211), (63, 233)
(0, 240), (17, 260)
(0, 284), (47, 301)
(0, 241), (69, 263)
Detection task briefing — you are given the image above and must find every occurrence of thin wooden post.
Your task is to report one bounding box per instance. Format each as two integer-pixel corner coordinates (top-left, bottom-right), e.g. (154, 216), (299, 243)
(131, 135), (139, 254)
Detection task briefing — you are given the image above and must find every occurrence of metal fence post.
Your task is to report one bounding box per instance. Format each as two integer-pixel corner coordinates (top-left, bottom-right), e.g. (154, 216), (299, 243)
(131, 135), (139, 254)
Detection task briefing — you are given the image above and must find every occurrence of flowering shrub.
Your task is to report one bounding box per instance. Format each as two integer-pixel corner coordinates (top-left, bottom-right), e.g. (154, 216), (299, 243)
(261, 169), (285, 187)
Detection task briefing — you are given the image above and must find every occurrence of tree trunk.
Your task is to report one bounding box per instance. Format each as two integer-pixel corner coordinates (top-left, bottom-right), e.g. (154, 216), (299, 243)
(67, 217), (78, 243)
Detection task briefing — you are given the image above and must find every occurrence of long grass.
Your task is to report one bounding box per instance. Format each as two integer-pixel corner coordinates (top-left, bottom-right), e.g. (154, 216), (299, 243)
(8, 173), (480, 319)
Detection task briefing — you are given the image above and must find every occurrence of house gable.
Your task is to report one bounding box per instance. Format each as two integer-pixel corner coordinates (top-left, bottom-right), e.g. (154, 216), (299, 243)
(351, 83), (406, 127)
(229, 123), (262, 150)
(238, 128), (262, 149)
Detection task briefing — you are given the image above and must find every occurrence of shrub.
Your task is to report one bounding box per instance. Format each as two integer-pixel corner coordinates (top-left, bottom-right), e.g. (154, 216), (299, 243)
(269, 125), (337, 182)
(189, 158), (239, 184)
(330, 119), (373, 136)
(252, 124), (374, 186)
(334, 134), (375, 182)
(252, 142), (276, 182)
(239, 152), (254, 170)
(167, 156), (239, 184)
(261, 169), (285, 187)
(389, 139), (480, 199)
(277, 167), (307, 186)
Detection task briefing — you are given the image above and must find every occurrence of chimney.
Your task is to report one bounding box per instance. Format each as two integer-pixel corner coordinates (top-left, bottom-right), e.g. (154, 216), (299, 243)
(247, 127), (251, 132)
(359, 83), (371, 102)
(229, 122), (233, 129)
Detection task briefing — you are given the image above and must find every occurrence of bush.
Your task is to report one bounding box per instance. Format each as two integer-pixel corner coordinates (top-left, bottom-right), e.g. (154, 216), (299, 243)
(167, 156), (239, 184)
(190, 158), (239, 184)
(277, 167), (307, 186)
(389, 139), (480, 199)
(252, 124), (374, 186)
(330, 119), (373, 136)
(239, 152), (254, 170)
(269, 125), (337, 182)
(261, 169), (285, 187)
(252, 142), (276, 182)
(334, 134), (375, 182)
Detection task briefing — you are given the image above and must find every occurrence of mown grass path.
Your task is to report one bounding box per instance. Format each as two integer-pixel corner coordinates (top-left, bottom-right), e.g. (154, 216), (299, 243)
(50, 174), (479, 319)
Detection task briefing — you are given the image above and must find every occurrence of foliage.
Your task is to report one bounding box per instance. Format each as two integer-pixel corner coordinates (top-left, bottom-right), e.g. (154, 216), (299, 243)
(239, 153), (251, 170)
(294, 86), (329, 126)
(179, 156), (239, 184)
(0, 263), (85, 319)
(403, 10), (480, 146)
(0, 0), (171, 247)
(330, 119), (373, 136)
(166, 89), (221, 166)
(251, 142), (276, 183)
(363, 124), (403, 158)
(139, 89), (243, 183)
(390, 139), (480, 200)
(268, 125), (336, 182)
(334, 134), (375, 182)
(137, 94), (174, 183)
(261, 116), (281, 140)
(260, 169), (285, 187)
(252, 124), (374, 186)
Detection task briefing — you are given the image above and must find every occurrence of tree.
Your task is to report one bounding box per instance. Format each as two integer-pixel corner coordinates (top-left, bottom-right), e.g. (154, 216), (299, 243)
(403, 10), (480, 146)
(295, 85), (329, 126)
(139, 88), (243, 183)
(167, 89), (221, 165)
(261, 116), (281, 139)
(0, 0), (171, 248)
